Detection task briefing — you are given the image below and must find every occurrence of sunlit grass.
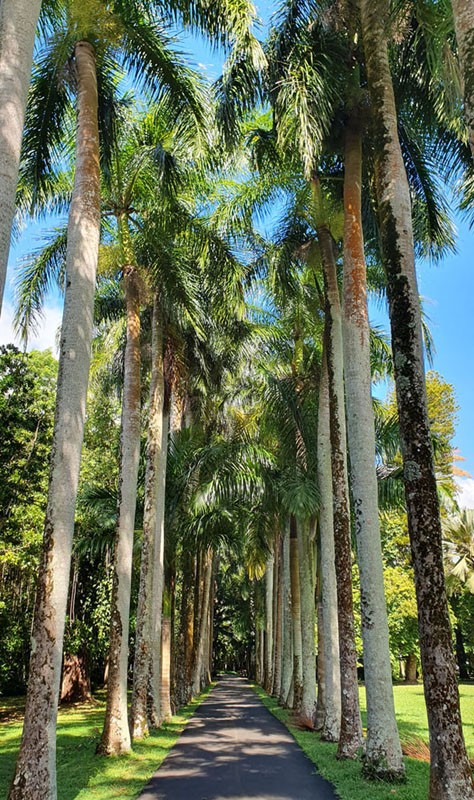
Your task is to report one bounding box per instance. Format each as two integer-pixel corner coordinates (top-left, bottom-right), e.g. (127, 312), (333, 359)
(0, 687), (212, 800)
(253, 682), (474, 800)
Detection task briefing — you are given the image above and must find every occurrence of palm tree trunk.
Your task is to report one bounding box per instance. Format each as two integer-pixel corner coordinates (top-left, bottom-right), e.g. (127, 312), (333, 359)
(160, 615), (172, 721)
(315, 562), (326, 732)
(98, 237), (141, 756)
(297, 519), (317, 724)
(176, 548), (195, 705)
(342, 117), (404, 777)
(192, 549), (213, 696)
(264, 551), (274, 692)
(8, 40), (100, 800)
(148, 409), (169, 725)
(0, 0), (42, 313)
(273, 534), (283, 696)
(317, 351), (341, 743)
(279, 521), (293, 706)
(315, 194), (363, 758)
(131, 297), (165, 738)
(289, 516), (303, 710)
(452, 0), (474, 160)
(360, 3), (474, 796)
(207, 558), (216, 682)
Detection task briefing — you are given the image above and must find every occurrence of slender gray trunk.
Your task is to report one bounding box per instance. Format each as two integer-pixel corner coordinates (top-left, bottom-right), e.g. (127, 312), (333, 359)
(289, 517), (303, 709)
(315, 572), (326, 731)
(9, 41), (100, 800)
(317, 353), (341, 743)
(360, 2), (474, 795)
(273, 534), (283, 697)
(148, 409), (169, 725)
(343, 118), (403, 777)
(279, 522), (293, 707)
(0, 0), (42, 313)
(98, 255), (141, 755)
(192, 550), (212, 696)
(297, 519), (317, 723)
(315, 196), (363, 758)
(160, 617), (172, 722)
(131, 298), (165, 738)
(264, 552), (274, 692)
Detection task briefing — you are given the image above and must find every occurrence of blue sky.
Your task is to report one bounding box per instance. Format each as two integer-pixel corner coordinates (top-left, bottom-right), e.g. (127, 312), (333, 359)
(1, 1), (473, 502)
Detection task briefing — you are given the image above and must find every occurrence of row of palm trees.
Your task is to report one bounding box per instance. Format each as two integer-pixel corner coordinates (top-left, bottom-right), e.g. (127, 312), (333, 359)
(0, 1), (473, 800)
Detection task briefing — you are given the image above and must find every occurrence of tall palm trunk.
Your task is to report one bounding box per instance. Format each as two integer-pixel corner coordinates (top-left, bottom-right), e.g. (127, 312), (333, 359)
(98, 236), (141, 756)
(289, 516), (303, 709)
(452, 0), (474, 160)
(176, 548), (195, 705)
(0, 0), (42, 313)
(315, 185), (363, 758)
(272, 534), (283, 697)
(160, 615), (172, 722)
(360, 2), (474, 796)
(279, 521), (293, 706)
(148, 409), (169, 725)
(315, 559), (326, 732)
(317, 351), (341, 743)
(8, 41), (100, 800)
(264, 551), (274, 692)
(192, 549), (213, 696)
(297, 519), (317, 723)
(131, 297), (165, 738)
(342, 117), (403, 777)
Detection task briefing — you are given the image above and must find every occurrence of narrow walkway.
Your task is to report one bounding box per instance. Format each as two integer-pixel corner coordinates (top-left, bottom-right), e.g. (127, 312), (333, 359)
(138, 675), (337, 800)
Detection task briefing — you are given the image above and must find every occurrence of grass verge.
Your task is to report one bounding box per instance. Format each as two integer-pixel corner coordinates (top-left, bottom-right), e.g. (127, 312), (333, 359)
(252, 683), (474, 800)
(0, 685), (213, 800)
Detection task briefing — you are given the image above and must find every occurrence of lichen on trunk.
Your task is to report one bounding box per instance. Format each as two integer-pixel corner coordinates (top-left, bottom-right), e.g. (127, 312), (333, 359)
(360, 1), (474, 795)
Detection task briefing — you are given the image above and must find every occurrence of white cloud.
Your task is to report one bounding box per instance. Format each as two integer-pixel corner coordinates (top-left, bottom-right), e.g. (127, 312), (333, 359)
(0, 301), (62, 355)
(455, 477), (474, 510)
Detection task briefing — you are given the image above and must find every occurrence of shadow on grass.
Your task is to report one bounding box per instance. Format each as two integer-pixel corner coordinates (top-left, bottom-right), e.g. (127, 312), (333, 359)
(0, 688), (213, 800)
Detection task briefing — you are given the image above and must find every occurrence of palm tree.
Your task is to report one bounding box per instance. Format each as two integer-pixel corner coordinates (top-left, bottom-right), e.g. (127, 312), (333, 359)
(9, 0), (208, 791)
(451, 0), (474, 160)
(9, 32), (101, 800)
(314, 183), (363, 757)
(316, 352), (341, 742)
(342, 85), (403, 776)
(359, 1), (474, 796)
(97, 218), (142, 756)
(443, 509), (474, 593)
(0, 0), (42, 314)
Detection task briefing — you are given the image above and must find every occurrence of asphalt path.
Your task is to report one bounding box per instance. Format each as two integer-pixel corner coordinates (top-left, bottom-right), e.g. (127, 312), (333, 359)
(137, 675), (337, 800)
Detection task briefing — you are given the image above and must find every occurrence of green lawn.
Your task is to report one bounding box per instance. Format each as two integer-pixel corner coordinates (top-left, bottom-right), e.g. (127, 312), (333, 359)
(253, 683), (474, 800)
(0, 687), (212, 800)
(1, 683), (472, 800)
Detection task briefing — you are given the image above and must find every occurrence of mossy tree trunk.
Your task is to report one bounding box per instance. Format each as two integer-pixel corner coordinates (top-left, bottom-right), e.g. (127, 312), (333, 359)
(315, 193), (363, 758)
(297, 519), (317, 724)
(289, 516), (303, 710)
(316, 352), (341, 743)
(360, 1), (474, 796)
(131, 297), (165, 738)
